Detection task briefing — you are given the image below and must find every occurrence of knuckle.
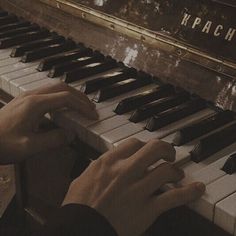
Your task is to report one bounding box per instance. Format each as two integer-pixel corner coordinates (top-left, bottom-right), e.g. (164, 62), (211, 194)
(23, 96), (36, 108)
(19, 136), (30, 149)
(147, 139), (161, 149)
(121, 165), (131, 176)
(96, 156), (111, 169)
(116, 165), (130, 181)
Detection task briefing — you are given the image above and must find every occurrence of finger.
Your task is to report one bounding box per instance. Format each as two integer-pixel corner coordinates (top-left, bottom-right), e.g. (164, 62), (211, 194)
(138, 163), (184, 193)
(27, 128), (69, 155)
(32, 91), (98, 120)
(22, 82), (96, 109)
(153, 182), (206, 215)
(101, 138), (145, 163)
(129, 139), (176, 172)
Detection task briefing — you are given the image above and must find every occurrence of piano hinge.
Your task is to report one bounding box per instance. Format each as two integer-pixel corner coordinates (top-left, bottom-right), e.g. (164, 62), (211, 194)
(39, 0), (236, 78)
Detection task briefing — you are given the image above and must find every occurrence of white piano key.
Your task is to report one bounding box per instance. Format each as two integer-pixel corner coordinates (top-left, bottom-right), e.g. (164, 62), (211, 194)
(189, 172), (236, 221)
(101, 122), (145, 151)
(0, 61), (38, 77)
(0, 57), (19, 67)
(181, 153), (229, 188)
(10, 73), (48, 96)
(191, 156), (227, 184)
(53, 104), (117, 143)
(72, 85), (157, 151)
(19, 77), (53, 94)
(89, 115), (130, 136)
(174, 144), (236, 224)
(214, 192), (236, 235)
(87, 114), (131, 151)
(0, 49), (12, 59)
(1, 65), (37, 93)
(101, 90), (196, 145)
(163, 149), (236, 230)
(0, 50), (12, 60)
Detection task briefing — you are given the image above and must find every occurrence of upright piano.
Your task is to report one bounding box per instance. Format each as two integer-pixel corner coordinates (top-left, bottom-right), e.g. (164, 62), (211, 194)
(0, 0), (236, 235)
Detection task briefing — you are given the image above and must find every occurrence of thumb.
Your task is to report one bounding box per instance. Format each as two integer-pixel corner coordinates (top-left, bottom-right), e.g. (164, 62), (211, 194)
(153, 182), (206, 216)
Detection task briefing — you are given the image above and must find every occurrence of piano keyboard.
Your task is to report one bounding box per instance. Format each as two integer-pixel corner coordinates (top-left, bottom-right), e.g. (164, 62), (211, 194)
(1, 10), (236, 235)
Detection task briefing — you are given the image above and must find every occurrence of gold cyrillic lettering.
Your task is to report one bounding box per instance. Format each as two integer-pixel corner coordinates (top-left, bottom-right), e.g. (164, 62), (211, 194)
(214, 25), (223, 36)
(202, 21), (212, 34)
(225, 28), (236, 41)
(192, 17), (201, 29)
(181, 13), (191, 26)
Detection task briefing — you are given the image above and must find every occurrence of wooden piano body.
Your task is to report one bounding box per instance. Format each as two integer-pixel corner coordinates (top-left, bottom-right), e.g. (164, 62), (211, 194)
(0, 0), (236, 235)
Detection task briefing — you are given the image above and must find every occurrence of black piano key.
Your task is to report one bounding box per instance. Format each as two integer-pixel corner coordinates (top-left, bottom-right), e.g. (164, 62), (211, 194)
(0, 29), (50, 49)
(0, 21), (30, 33)
(48, 52), (104, 78)
(11, 35), (65, 57)
(0, 15), (18, 26)
(146, 98), (206, 131)
(191, 123), (236, 163)
(173, 111), (235, 146)
(80, 68), (137, 94)
(21, 40), (76, 63)
(93, 74), (152, 103)
(130, 93), (190, 123)
(114, 85), (175, 115)
(0, 24), (40, 39)
(38, 47), (92, 71)
(63, 58), (118, 84)
(222, 153), (236, 175)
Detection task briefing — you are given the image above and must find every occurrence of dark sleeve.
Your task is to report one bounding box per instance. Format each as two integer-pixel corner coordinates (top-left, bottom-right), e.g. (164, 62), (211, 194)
(32, 204), (118, 236)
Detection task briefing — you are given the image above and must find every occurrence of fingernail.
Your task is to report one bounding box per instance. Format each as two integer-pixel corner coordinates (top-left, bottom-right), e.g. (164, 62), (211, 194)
(196, 182), (206, 192)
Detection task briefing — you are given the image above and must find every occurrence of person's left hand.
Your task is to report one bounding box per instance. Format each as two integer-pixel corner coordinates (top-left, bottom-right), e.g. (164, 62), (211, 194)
(0, 82), (98, 164)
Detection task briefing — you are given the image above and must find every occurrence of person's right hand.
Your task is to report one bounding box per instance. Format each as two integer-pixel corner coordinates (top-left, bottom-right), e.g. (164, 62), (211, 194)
(63, 138), (205, 236)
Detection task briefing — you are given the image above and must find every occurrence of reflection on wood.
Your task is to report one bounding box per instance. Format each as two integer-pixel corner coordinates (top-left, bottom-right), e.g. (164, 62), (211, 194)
(0, 165), (15, 217)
